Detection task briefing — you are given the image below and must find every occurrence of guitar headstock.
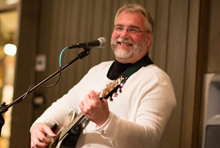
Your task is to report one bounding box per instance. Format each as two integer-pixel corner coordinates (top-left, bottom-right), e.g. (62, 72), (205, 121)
(99, 76), (127, 101)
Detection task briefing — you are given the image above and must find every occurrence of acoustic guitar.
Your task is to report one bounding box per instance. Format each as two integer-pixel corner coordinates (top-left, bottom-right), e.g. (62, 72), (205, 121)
(48, 76), (127, 148)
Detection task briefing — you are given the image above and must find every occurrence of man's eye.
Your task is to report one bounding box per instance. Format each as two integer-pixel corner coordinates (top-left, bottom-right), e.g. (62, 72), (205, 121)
(129, 29), (139, 33)
(115, 27), (124, 31)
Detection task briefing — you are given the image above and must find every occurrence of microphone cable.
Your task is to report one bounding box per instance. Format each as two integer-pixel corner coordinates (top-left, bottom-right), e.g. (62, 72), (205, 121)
(21, 46), (69, 101)
(41, 46), (68, 88)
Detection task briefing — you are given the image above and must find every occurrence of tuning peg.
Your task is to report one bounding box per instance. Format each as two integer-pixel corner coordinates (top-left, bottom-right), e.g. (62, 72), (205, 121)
(109, 96), (113, 101)
(119, 87), (122, 93)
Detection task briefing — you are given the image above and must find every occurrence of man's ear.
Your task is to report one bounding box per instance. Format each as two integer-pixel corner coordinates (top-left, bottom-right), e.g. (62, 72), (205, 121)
(147, 33), (153, 47)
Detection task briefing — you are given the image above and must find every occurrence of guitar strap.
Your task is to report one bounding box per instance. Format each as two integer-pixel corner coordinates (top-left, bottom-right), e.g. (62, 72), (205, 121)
(119, 54), (153, 79)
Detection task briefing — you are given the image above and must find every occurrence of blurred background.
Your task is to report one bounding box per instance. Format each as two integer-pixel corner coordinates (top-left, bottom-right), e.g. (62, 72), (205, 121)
(0, 0), (18, 147)
(0, 0), (219, 148)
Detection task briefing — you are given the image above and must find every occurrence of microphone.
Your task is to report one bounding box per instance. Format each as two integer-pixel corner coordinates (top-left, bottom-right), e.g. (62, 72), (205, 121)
(68, 37), (107, 49)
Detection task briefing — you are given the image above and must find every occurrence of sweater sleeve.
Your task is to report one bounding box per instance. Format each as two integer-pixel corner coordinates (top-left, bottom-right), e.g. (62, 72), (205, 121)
(96, 68), (176, 148)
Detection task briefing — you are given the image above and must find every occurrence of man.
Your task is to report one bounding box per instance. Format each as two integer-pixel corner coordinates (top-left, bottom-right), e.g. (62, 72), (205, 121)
(31, 3), (176, 148)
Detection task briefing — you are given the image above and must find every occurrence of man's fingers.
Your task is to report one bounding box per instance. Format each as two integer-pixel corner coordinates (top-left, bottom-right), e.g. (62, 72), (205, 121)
(43, 126), (56, 138)
(31, 136), (47, 148)
(89, 90), (98, 99)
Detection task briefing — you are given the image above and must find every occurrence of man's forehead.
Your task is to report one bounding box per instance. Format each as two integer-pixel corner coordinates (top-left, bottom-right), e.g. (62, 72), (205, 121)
(116, 11), (146, 29)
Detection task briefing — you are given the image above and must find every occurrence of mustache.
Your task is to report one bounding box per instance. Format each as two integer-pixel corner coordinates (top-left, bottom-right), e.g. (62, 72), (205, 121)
(111, 38), (134, 44)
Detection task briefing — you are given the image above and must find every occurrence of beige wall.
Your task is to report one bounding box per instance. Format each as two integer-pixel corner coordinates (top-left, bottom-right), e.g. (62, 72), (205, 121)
(206, 0), (220, 73)
(9, 0), (220, 147)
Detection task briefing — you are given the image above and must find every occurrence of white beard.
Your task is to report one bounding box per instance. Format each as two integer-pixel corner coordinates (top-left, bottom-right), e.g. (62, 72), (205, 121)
(111, 38), (148, 59)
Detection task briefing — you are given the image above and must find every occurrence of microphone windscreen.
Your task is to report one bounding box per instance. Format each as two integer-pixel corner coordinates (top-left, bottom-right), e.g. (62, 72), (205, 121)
(98, 37), (107, 48)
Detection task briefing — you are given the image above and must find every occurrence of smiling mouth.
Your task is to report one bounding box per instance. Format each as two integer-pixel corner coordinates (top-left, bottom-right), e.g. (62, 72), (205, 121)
(117, 42), (133, 46)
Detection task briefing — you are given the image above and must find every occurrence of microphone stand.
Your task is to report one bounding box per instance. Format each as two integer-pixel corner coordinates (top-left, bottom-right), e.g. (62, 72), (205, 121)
(0, 47), (91, 136)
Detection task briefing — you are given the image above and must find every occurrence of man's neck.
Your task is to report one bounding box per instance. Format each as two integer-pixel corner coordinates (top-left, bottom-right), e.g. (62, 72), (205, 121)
(107, 60), (132, 80)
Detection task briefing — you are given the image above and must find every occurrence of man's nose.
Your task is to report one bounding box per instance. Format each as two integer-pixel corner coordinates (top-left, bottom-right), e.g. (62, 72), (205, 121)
(120, 29), (130, 38)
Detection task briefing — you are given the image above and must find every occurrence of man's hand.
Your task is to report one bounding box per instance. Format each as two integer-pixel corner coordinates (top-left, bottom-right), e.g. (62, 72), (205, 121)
(79, 90), (110, 127)
(30, 123), (56, 148)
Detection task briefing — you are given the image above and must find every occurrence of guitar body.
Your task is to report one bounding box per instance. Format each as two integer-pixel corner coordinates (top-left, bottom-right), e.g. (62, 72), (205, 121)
(58, 134), (78, 148)
(52, 130), (81, 148)
(47, 111), (82, 148)
(49, 129), (80, 148)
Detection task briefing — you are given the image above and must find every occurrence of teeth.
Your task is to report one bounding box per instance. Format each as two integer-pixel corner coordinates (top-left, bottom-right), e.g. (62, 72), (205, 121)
(120, 43), (131, 46)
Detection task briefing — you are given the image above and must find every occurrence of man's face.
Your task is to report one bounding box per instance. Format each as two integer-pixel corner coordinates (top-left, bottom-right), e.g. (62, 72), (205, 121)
(111, 11), (152, 63)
